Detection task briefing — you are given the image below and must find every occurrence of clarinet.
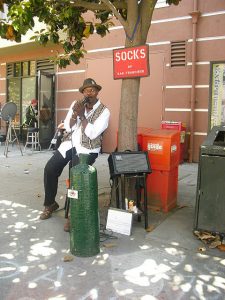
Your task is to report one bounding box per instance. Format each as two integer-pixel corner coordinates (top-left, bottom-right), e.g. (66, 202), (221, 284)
(82, 97), (90, 105)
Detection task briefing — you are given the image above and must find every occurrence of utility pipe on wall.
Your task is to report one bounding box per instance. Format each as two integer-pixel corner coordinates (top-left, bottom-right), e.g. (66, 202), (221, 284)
(189, 0), (200, 162)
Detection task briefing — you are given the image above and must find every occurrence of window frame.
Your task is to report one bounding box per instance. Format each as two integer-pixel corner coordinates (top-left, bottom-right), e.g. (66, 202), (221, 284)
(6, 60), (37, 128)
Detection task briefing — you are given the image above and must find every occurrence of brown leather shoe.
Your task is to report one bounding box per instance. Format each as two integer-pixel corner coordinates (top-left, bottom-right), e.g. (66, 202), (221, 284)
(40, 202), (59, 220)
(64, 218), (70, 232)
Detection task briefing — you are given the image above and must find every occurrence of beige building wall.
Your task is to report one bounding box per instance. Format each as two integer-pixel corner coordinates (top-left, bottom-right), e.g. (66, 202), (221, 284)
(0, 0), (225, 161)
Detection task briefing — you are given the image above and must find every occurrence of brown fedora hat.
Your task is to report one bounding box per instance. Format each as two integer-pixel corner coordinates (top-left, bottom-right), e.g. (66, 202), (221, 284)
(79, 78), (102, 93)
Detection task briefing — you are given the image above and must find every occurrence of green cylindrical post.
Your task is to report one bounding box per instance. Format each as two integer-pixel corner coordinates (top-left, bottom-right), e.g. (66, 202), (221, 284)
(69, 154), (100, 257)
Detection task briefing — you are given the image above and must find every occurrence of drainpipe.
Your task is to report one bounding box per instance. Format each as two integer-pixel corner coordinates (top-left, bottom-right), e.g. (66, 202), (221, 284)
(189, 0), (200, 162)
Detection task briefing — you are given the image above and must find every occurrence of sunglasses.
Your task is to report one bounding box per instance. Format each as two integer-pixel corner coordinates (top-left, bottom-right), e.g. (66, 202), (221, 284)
(83, 88), (98, 94)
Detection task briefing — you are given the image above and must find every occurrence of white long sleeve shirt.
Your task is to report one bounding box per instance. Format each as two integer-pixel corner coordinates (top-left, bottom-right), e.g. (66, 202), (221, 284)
(58, 99), (110, 158)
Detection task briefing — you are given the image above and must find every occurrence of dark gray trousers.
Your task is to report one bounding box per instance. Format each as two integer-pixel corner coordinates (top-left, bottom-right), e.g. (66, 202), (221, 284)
(43, 148), (98, 206)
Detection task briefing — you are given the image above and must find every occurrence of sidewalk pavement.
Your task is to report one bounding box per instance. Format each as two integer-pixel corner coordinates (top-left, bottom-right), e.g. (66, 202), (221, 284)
(0, 146), (224, 300)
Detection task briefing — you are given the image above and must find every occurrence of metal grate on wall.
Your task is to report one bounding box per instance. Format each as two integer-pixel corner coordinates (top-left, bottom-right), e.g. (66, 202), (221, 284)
(170, 41), (186, 67)
(36, 59), (55, 73)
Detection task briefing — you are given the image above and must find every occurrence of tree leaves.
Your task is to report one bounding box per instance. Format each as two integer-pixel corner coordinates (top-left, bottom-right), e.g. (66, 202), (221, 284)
(166, 0), (182, 5)
(5, 24), (14, 40)
(0, 22), (21, 42)
(0, 0), (181, 67)
(194, 230), (224, 250)
(83, 23), (94, 38)
(63, 41), (73, 53)
(70, 53), (80, 65)
(50, 32), (59, 44)
(95, 22), (111, 37)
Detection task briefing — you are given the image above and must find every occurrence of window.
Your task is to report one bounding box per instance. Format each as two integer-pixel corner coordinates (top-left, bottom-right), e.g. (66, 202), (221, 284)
(7, 60), (36, 127)
(22, 61), (29, 76)
(22, 77), (36, 124)
(30, 61), (36, 76)
(14, 62), (21, 77)
(6, 59), (55, 129)
(8, 78), (21, 125)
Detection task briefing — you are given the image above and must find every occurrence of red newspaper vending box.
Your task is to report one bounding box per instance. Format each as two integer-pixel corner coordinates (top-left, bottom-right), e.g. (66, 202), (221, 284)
(142, 129), (180, 171)
(137, 127), (152, 149)
(142, 129), (180, 212)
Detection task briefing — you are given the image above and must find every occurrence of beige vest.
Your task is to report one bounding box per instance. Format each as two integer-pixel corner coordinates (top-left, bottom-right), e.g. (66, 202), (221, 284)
(81, 103), (106, 149)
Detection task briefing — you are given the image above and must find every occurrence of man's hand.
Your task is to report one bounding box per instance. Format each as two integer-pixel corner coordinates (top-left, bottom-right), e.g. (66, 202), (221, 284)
(72, 100), (85, 118)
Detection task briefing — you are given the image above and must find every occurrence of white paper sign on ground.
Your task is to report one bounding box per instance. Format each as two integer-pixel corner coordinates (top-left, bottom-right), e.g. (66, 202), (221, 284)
(106, 208), (133, 236)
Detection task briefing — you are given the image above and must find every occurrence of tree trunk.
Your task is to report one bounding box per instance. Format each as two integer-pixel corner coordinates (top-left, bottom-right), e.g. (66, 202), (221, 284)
(118, 77), (140, 151)
(116, 1), (153, 203)
(117, 1), (153, 151)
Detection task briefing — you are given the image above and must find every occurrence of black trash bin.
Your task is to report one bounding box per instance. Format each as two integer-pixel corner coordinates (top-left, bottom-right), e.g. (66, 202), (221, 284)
(194, 126), (225, 234)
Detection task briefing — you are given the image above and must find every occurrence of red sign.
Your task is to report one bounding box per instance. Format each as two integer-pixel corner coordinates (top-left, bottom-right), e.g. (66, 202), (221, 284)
(113, 45), (150, 79)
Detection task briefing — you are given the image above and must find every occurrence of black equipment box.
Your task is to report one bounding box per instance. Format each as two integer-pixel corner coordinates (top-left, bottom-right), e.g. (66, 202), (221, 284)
(108, 151), (151, 178)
